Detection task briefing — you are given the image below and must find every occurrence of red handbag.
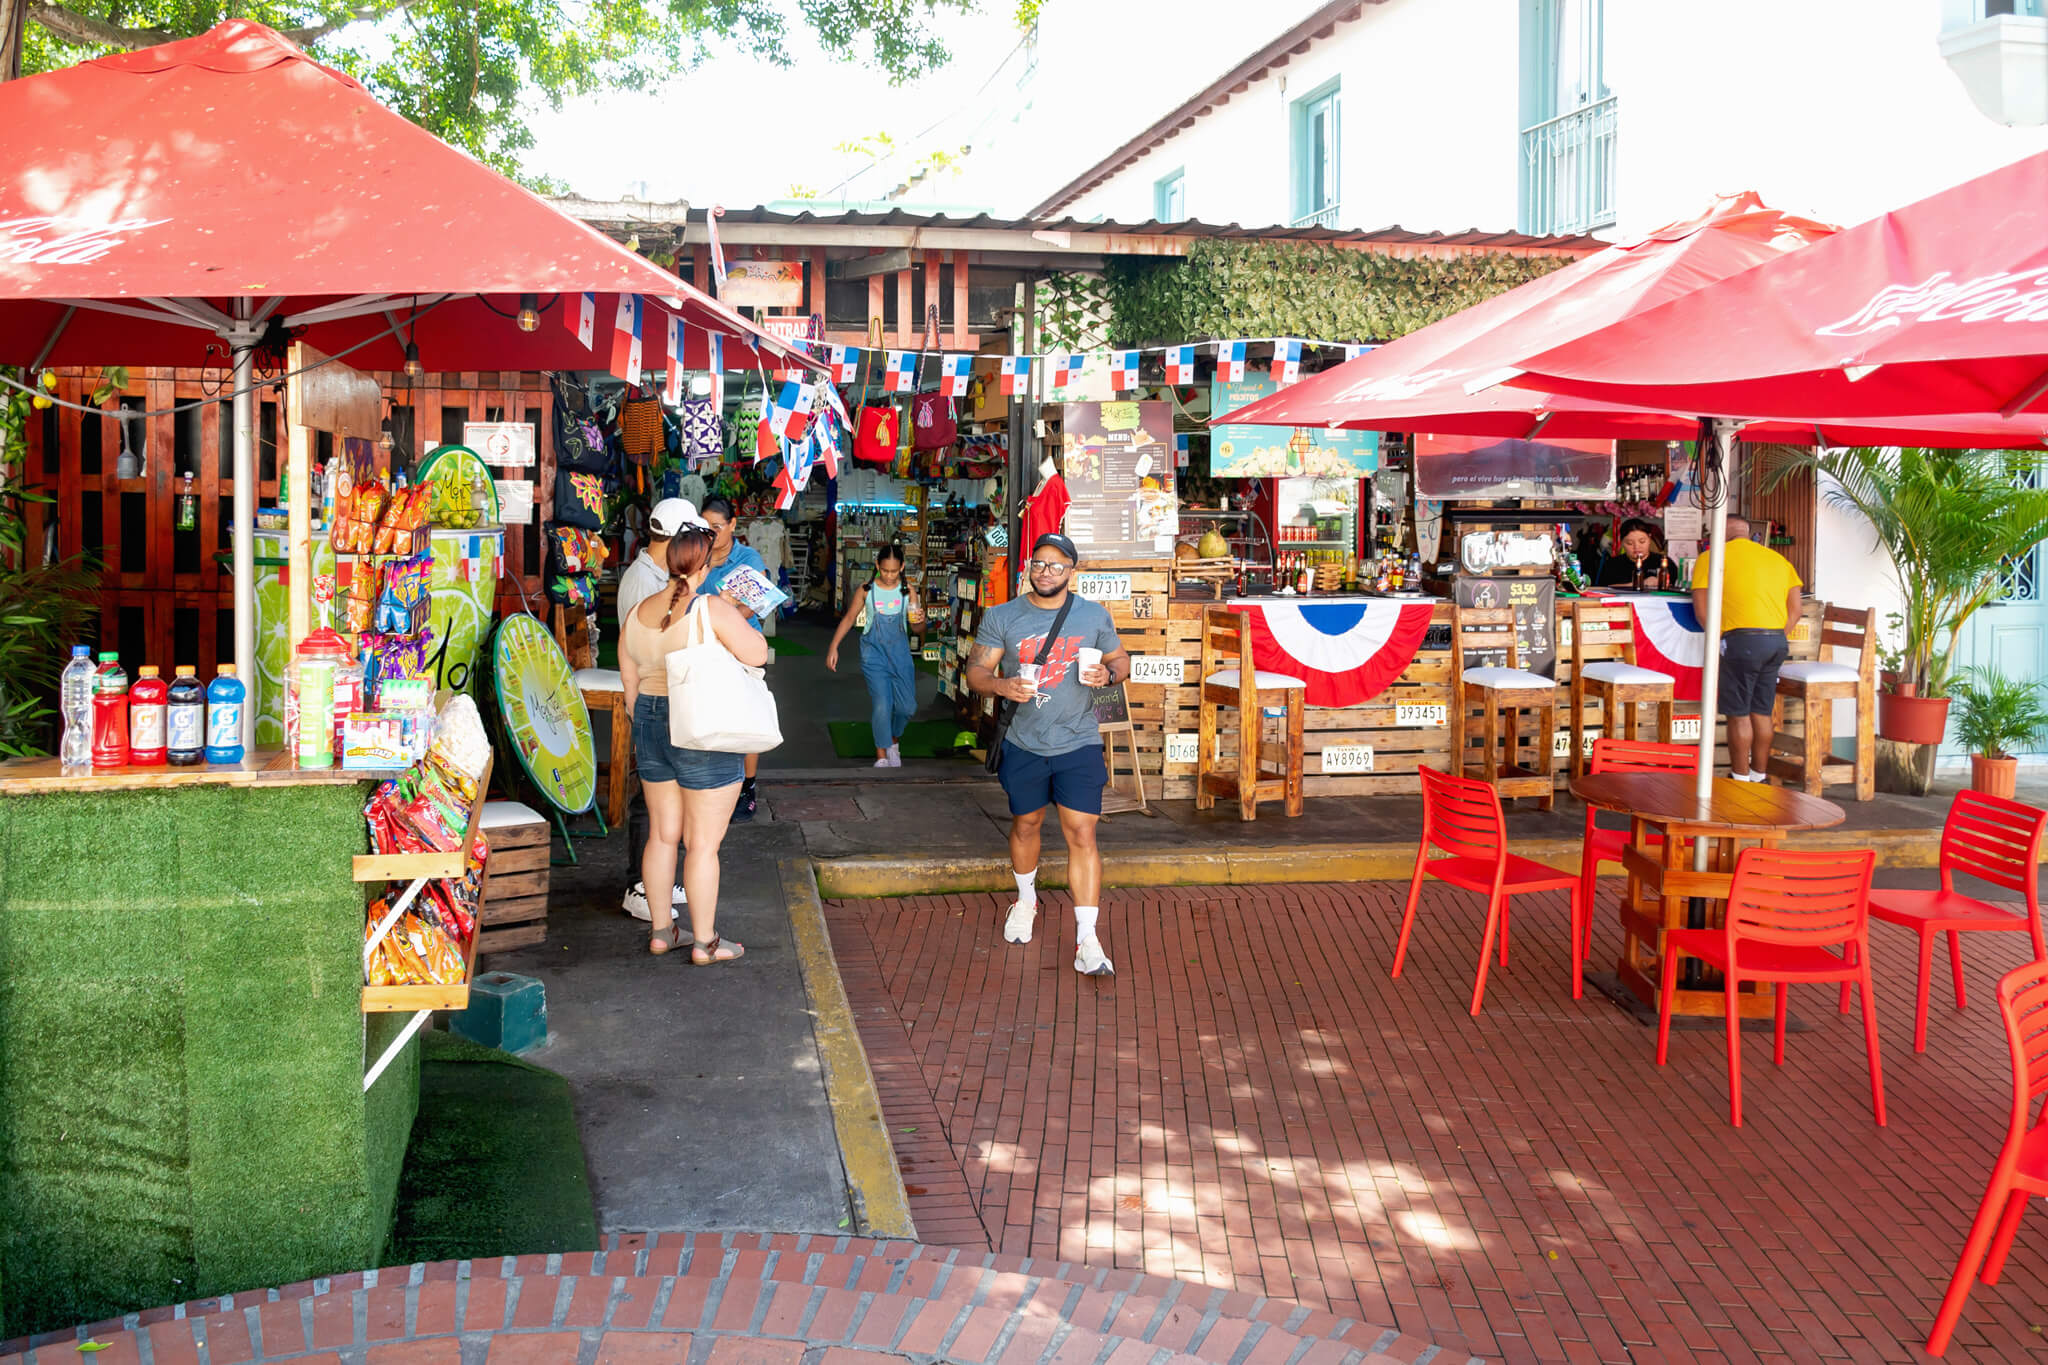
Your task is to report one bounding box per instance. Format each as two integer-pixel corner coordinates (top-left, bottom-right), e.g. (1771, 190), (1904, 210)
(855, 406), (899, 463)
(911, 391), (956, 450)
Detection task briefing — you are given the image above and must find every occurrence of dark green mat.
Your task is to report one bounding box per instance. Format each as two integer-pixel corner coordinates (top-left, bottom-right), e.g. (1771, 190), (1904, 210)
(768, 636), (816, 656)
(383, 1030), (599, 1266)
(827, 719), (974, 759)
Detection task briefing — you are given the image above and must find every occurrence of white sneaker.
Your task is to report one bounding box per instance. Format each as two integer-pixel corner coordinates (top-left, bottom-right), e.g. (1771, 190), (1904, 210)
(873, 756), (893, 768)
(622, 881), (687, 922)
(886, 744), (902, 768)
(1075, 936), (1115, 977)
(1003, 901), (1037, 943)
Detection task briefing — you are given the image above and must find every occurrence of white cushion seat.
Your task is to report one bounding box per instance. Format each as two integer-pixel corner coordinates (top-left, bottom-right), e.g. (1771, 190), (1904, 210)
(1579, 661), (1674, 686)
(1779, 660), (1859, 684)
(1206, 668), (1307, 691)
(573, 667), (624, 693)
(479, 800), (544, 830)
(1463, 666), (1556, 690)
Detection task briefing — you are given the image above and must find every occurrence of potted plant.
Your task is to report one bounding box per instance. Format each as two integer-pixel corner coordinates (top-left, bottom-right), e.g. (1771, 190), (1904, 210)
(1949, 667), (2048, 799)
(1765, 447), (2048, 749)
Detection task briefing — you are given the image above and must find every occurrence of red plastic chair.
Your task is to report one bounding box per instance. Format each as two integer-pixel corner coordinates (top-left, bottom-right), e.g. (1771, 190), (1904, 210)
(1394, 765), (1585, 1015)
(1842, 791), (2047, 1052)
(1924, 959), (2048, 1355)
(1655, 846), (1883, 1128)
(1578, 738), (1699, 962)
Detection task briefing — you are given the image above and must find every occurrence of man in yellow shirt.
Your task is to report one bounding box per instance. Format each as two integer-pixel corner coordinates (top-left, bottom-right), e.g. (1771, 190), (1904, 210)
(1691, 516), (1803, 782)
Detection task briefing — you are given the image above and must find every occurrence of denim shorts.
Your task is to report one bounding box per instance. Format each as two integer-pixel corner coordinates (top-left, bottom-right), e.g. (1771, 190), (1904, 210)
(1718, 629), (1790, 717)
(633, 694), (746, 790)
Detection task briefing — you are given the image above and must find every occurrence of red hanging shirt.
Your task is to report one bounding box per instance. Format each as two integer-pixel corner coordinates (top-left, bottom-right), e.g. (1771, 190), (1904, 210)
(1020, 473), (1070, 554)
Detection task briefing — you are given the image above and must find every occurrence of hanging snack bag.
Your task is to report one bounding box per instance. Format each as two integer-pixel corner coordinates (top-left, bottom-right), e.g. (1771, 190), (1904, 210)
(373, 555), (432, 635)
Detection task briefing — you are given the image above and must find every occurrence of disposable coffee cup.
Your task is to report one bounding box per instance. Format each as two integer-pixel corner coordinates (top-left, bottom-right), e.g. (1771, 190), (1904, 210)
(1076, 647), (1104, 677)
(1016, 663), (1042, 695)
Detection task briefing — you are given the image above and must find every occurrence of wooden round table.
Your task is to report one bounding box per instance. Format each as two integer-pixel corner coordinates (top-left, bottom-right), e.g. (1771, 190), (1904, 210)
(1569, 772), (1847, 1017)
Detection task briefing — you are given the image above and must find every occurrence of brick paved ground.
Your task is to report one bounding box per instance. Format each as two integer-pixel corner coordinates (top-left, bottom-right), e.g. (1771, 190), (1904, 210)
(827, 879), (2048, 1364)
(0, 1234), (1453, 1365)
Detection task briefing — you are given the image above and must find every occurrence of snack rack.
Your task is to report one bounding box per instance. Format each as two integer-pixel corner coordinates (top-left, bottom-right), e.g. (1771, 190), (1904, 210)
(355, 750), (493, 1089)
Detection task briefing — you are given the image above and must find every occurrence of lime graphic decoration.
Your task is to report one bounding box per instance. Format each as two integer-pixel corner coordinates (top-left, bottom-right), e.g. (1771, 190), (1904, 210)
(417, 444), (499, 528)
(492, 612), (596, 814)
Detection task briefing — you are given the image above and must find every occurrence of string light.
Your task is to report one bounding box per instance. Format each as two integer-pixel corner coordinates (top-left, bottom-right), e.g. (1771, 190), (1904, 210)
(516, 294), (540, 332)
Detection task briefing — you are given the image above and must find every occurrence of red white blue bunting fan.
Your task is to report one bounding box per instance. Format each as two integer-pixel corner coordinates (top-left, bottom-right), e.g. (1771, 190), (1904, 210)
(1230, 600), (1436, 708)
(1619, 594), (1705, 701)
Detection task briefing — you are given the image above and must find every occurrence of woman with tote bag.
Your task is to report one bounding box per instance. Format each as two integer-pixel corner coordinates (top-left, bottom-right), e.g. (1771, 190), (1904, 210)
(618, 504), (770, 963)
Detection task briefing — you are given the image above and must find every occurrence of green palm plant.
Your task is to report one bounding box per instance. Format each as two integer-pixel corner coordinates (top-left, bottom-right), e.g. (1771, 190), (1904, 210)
(1950, 667), (2048, 760)
(1763, 447), (2048, 699)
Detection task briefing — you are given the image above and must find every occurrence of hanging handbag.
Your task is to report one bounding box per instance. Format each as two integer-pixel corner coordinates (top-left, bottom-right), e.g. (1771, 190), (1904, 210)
(618, 391), (664, 462)
(551, 377), (614, 475)
(682, 395), (722, 460)
(553, 468), (605, 530)
(855, 404), (899, 463)
(665, 598), (783, 754)
(911, 391), (956, 450)
(983, 593), (1075, 775)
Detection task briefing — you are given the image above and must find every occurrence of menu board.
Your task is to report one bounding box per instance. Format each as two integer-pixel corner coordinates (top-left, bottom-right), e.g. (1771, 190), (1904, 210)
(1061, 401), (1177, 559)
(1210, 374), (1379, 477)
(1415, 432), (1615, 500)
(1454, 575), (1557, 680)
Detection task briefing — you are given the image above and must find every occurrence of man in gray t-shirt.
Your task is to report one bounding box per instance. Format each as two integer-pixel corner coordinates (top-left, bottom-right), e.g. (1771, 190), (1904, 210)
(966, 533), (1131, 976)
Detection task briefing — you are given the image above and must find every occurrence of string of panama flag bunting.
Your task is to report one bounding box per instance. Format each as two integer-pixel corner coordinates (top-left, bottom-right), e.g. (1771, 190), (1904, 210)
(791, 335), (1379, 396)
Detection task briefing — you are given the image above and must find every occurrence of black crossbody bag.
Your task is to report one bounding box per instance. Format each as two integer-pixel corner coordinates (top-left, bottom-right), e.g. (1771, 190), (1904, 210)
(983, 594), (1076, 775)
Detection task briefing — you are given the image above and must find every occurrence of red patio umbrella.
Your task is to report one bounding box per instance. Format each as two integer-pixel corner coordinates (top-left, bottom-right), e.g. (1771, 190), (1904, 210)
(0, 19), (817, 726)
(1210, 191), (2048, 447)
(1494, 148), (2048, 421)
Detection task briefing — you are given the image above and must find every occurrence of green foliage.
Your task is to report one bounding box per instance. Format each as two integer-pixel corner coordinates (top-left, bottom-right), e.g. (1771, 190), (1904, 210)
(1763, 446), (2048, 699)
(23, 0), (978, 181)
(1949, 666), (2048, 759)
(1100, 239), (1570, 347)
(1036, 272), (1112, 352)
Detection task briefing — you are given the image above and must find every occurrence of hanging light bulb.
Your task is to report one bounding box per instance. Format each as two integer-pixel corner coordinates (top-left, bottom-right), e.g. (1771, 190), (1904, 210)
(404, 340), (423, 379)
(516, 294), (540, 332)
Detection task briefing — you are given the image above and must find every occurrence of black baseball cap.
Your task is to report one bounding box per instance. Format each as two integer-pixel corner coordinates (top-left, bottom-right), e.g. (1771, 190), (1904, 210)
(1031, 533), (1079, 563)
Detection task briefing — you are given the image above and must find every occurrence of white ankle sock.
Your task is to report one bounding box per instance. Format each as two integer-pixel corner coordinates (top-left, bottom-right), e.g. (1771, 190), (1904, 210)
(1013, 868), (1037, 906)
(1075, 904), (1099, 941)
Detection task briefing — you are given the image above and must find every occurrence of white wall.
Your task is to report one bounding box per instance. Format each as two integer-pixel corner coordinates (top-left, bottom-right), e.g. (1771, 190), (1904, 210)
(1059, 0), (1519, 232)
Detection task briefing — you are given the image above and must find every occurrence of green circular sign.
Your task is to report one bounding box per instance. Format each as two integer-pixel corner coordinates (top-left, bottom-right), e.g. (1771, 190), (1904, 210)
(491, 612), (596, 814)
(417, 444), (501, 526)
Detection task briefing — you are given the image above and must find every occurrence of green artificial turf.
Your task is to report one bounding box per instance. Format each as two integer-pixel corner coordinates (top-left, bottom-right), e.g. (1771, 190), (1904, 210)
(826, 719), (974, 759)
(0, 782), (413, 1340)
(767, 636), (816, 656)
(383, 1031), (598, 1266)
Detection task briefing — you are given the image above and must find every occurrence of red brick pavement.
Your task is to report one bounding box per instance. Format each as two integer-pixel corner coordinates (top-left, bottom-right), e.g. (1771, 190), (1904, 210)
(826, 881), (2048, 1364)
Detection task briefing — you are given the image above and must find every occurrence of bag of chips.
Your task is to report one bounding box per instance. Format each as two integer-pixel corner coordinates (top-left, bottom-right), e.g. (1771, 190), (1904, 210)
(373, 555), (432, 635)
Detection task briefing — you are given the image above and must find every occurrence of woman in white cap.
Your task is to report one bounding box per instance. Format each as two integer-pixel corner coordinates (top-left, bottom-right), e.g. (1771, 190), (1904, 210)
(619, 498), (694, 922)
(618, 503), (767, 962)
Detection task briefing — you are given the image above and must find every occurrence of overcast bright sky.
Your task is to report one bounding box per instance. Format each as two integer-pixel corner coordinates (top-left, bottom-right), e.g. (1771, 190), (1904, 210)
(520, 0), (1326, 214)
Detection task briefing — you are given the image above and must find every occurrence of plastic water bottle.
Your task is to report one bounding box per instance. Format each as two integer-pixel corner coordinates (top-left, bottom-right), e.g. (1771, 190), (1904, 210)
(91, 653), (129, 770)
(205, 664), (246, 766)
(167, 666), (205, 766)
(59, 645), (94, 773)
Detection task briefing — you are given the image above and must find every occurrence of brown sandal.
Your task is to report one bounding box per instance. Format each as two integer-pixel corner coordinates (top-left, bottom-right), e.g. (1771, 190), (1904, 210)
(691, 935), (746, 966)
(649, 923), (683, 956)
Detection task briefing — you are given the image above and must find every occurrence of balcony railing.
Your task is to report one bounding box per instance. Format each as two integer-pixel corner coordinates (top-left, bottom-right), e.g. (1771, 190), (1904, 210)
(1519, 95), (1617, 236)
(1290, 203), (1342, 229)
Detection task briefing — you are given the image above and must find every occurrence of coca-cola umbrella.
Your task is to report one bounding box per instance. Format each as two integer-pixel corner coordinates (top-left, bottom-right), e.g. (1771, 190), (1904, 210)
(0, 19), (817, 726)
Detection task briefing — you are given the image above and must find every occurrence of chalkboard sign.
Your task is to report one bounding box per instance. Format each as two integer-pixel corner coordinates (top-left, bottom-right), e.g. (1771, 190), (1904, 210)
(1454, 576), (1557, 679)
(1092, 683), (1131, 728)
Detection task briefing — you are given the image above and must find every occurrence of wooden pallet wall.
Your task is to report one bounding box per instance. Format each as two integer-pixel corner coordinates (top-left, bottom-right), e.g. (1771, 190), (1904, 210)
(22, 368), (553, 672)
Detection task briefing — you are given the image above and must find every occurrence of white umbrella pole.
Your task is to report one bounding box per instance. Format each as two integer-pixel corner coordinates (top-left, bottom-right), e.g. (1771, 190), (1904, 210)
(229, 318), (258, 749)
(1693, 417), (1737, 825)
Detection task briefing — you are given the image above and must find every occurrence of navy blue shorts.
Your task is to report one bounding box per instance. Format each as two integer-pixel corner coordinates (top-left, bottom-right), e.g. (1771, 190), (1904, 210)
(1718, 629), (1790, 717)
(633, 694), (746, 790)
(997, 742), (1107, 816)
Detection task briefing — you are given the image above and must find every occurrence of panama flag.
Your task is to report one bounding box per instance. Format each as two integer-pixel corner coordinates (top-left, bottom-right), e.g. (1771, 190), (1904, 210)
(1216, 339), (1248, 383)
(1001, 354), (1033, 396)
(1111, 350), (1141, 392)
(610, 294), (644, 382)
(1165, 345), (1196, 386)
(828, 345), (860, 384)
(707, 332), (725, 409)
(883, 350), (917, 393)
(663, 315), (685, 404)
(1052, 351), (1086, 388)
(565, 291), (597, 349)
(1271, 338), (1303, 386)
(941, 353), (974, 398)
(1344, 343), (1375, 364)
(770, 380), (815, 441)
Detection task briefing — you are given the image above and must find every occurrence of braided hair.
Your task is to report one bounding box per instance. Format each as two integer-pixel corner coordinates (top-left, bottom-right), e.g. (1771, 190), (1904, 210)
(659, 527), (714, 630)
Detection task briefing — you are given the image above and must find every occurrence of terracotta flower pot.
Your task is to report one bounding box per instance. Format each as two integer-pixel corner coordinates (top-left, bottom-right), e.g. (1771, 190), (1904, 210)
(1971, 753), (2019, 800)
(1877, 691), (1951, 746)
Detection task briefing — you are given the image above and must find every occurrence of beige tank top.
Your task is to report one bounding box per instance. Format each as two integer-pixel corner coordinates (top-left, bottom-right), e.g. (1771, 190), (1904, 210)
(622, 591), (703, 695)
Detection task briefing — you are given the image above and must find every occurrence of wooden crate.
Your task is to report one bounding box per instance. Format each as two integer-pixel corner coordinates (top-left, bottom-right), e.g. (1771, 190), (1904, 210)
(477, 801), (550, 954)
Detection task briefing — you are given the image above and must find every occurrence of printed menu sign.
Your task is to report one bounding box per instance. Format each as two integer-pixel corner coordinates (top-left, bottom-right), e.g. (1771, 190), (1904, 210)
(1060, 401), (1176, 560)
(1454, 575), (1557, 680)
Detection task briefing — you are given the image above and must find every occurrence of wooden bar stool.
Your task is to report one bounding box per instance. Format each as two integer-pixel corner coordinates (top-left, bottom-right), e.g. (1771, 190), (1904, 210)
(551, 602), (633, 828)
(1569, 599), (1676, 779)
(1450, 603), (1558, 811)
(1769, 604), (1876, 802)
(1196, 606), (1306, 820)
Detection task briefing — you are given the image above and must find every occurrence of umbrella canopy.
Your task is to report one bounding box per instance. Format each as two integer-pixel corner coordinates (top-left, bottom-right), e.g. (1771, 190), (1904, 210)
(1494, 149), (2048, 421)
(0, 19), (805, 375)
(1210, 191), (2048, 448)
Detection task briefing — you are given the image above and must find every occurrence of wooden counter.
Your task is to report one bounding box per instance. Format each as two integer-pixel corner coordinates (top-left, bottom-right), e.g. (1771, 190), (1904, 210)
(1063, 560), (1828, 801)
(0, 749), (403, 796)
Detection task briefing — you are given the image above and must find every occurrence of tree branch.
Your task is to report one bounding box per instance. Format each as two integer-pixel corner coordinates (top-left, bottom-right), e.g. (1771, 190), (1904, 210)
(26, 0), (436, 52)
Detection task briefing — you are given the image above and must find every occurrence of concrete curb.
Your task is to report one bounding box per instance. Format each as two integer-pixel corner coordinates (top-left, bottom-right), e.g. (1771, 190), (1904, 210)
(812, 823), (1958, 900)
(779, 856), (917, 1239)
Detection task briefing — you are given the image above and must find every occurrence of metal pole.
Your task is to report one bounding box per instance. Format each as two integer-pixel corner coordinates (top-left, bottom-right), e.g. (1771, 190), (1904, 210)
(1693, 417), (1737, 836)
(230, 314), (259, 749)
